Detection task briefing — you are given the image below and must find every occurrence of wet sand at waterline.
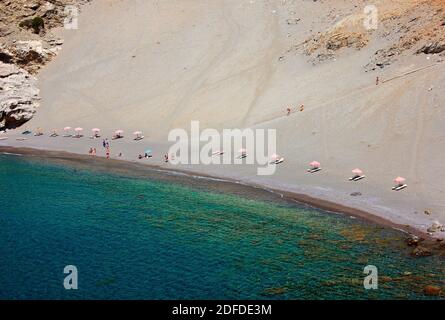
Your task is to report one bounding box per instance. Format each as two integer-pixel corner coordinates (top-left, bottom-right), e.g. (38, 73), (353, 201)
(2, 0), (445, 238)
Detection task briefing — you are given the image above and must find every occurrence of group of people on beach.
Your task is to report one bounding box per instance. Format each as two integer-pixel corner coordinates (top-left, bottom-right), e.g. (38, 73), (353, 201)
(88, 148), (97, 156)
(138, 153), (152, 160)
(87, 139), (111, 158)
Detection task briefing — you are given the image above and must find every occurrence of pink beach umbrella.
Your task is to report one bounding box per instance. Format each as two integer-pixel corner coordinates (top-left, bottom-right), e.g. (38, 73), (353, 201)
(91, 128), (100, 138)
(115, 130), (124, 137)
(74, 127), (83, 137)
(133, 131), (142, 136)
(63, 127), (72, 137)
(239, 148), (247, 154)
(394, 176), (406, 185)
(309, 161), (321, 168)
(270, 153), (280, 160)
(352, 168), (363, 176)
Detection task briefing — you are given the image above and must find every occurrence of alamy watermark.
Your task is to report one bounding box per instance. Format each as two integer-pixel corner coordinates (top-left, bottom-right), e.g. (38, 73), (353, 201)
(363, 5), (378, 30)
(168, 121), (278, 175)
(64, 5), (79, 30)
(363, 265), (378, 290)
(63, 265), (78, 290)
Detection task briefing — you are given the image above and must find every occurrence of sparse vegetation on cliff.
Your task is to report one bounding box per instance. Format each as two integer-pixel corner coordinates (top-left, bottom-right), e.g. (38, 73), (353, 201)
(19, 16), (45, 34)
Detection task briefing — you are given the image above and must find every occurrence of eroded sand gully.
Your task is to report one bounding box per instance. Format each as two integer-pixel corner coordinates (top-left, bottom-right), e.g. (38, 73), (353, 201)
(2, 0), (445, 237)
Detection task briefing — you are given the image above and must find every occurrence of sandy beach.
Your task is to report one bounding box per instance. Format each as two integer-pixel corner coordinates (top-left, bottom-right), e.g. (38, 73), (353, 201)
(2, 0), (445, 238)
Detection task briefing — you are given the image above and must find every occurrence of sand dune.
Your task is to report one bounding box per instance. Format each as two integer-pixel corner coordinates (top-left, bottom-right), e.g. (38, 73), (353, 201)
(3, 0), (445, 235)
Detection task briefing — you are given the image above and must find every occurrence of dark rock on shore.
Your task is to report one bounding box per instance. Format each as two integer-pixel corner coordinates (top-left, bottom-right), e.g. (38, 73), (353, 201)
(406, 235), (420, 247)
(411, 246), (432, 257)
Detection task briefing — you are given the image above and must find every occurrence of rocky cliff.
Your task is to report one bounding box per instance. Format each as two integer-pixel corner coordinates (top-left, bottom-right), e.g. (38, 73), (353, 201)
(0, 0), (90, 130)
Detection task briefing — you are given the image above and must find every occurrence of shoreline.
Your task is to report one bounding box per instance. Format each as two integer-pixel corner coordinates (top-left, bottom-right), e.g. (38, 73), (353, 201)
(2, 0), (444, 248)
(0, 145), (435, 241)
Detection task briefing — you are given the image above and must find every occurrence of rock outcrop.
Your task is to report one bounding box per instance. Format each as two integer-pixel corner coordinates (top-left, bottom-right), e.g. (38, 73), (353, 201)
(417, 42), (445, 54)
(427, 221), (445, 233)
(297, 0), (445, 68)
(0, 62), (39, 129)
(0, 0), (91, 130)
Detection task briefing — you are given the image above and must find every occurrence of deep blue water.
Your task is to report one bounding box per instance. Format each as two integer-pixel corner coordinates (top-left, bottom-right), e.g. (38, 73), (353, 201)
(0, 153), (443, 299)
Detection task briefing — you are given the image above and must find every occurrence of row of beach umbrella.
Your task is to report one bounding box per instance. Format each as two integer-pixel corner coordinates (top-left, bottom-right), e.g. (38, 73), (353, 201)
(245, 151), (406, 189)
(61, 127), (143, 139)
(33, 130), (408, 189)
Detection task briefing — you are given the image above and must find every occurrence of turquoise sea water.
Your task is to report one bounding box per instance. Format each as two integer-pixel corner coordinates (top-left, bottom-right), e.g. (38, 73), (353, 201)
(0, 153), (443, 300)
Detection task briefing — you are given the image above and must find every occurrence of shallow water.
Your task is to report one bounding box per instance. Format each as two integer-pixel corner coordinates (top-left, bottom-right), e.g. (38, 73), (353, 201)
(0, 154), (443, 299)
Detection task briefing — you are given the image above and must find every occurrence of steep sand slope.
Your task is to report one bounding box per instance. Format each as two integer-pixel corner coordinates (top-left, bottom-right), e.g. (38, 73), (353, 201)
(5, 0), (445, 234)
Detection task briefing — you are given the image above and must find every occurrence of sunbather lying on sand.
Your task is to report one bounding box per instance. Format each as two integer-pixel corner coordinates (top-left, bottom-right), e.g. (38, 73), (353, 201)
(392, 183), (407, 191)
(349, 174), (365, 181)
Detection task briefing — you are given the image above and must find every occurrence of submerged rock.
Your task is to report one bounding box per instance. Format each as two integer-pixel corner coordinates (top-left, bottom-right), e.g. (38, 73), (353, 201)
(406, 235), (419, 247)
(423, 285), (441, 296)
(411, 246), (432, 257)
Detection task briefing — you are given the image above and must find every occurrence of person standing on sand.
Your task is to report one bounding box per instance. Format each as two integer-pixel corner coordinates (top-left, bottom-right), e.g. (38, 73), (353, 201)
(164, 154), (169, 163)
(106, 147), (110, 159)
(102, 139), (106, 148)
(286, 107), (291, 116)
(92, 148), (96, 156)
(300, 104), (304, 112)
(376, 76), (379, 85)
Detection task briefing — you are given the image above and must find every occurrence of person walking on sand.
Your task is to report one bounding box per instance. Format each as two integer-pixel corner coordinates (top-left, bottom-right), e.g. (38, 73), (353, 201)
(376, 76), (379, 85)
(92, 148), (96, 156)
(286, 107), (291, 116)
(300, 104), (304, 112)
(164, 154), (169, 163)
(102, 139), (106, 148)
(106, 147), (110, 159)
(89, 147), (93, 155)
